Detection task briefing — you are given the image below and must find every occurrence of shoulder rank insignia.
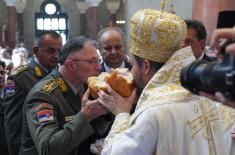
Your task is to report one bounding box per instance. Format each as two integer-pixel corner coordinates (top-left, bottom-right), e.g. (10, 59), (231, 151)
(34, 66), (43, 78)
(56, 78), (68, 93)
(11, 65), (28, 76)
(41, 79), (58, 94)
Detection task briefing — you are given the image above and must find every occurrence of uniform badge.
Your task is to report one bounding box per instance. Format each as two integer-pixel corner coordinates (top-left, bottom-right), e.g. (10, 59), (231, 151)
(37, 110), (54, 123)
(41, 79), (58, 94)
(57, 78), (68, 93)
(34, 103), (54, 111)
(4, 79), (15, 94)
(34, 66), (43, 77)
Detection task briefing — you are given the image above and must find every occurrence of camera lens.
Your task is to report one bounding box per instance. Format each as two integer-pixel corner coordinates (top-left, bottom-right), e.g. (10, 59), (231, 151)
(180, 60), (209, 94)
(180, 54), (235, 100)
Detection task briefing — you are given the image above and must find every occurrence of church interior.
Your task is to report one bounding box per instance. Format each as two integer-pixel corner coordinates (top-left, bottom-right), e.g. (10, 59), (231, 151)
(0, 0), (234, 53)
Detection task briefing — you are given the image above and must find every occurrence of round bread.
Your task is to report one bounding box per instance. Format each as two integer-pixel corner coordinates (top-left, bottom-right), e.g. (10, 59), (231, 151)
(88, 72), (109, 99)
(87, 68), (135, 99)
(106, 68), (135, 97)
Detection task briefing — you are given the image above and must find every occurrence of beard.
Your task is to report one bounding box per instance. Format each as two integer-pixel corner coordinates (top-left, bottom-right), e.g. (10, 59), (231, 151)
(134, 75), (144, 99)
(136, 86), (143, 99)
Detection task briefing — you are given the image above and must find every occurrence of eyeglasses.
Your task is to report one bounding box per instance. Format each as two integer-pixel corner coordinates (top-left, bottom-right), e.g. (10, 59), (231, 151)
(71, 59), (101, 65)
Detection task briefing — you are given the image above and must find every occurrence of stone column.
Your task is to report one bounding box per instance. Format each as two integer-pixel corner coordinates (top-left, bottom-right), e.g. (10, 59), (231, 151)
(15, 0), (26, 44)
(85, 0), (102, 39)
(193, 0), (235, 44)
(0, 25), (2, 47)
(4, 0), (17, 49)
(76, 1), (89, 37)
(106, 0), (121, 27)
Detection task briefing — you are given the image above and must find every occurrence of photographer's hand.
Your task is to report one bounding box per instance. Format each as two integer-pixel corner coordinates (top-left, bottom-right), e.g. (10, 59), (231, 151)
(199, 91), (235, 109)
(211, 28), (235, 52)
(226, 43), (235, 54)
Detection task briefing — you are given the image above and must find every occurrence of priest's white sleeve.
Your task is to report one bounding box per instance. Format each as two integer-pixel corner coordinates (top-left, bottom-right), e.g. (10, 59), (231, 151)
(101, 109), (159, 155)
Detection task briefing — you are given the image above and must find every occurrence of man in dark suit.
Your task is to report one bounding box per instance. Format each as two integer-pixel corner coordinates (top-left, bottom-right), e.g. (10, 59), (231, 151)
(183, 19), (216, 62)
(4, 31), (62, 155)
(97, 27), (131, 73)
(19, 37), (110, 155)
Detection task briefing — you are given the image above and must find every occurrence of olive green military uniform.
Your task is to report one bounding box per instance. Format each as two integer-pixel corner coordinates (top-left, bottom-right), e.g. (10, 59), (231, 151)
(4, 59), (48, 155)
(19, 70), (112, 155)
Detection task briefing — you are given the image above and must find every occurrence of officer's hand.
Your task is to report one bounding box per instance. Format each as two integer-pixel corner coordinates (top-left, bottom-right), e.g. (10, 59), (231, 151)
(97, 84), (136, 115)
(81, 89), (108, 121)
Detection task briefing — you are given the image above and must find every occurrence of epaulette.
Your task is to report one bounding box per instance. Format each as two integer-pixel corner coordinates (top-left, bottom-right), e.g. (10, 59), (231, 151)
(11, 65), (29, 76)
(41, 79), (58, 94)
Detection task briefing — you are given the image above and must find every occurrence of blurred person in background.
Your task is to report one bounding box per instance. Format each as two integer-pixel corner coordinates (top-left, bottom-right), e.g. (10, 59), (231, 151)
(97, 27), (131, 73)
(0, 60), (8, 155)
(183, 19), (217, 61)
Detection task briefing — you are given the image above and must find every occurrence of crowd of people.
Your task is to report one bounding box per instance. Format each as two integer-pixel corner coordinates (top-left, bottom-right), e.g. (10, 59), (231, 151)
(0, 2), (235, 155)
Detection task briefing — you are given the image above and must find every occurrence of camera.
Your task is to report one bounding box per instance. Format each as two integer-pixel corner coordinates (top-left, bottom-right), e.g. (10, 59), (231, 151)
(180, 53), (235, 100)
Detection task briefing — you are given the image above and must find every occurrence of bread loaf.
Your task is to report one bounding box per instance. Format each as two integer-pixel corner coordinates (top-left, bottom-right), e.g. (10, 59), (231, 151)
(88, 72), (109, 99)
(87, 68), (135, 99)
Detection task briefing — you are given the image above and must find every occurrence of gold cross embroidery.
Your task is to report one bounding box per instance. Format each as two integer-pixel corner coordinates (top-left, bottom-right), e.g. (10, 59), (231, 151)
(186, 99), (219, 155)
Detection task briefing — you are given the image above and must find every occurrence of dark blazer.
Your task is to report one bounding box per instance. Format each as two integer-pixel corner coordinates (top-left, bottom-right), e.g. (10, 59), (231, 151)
(3, 59), (48, 155)
(19, 70), (112, 155)
(100, 59), (132, 73)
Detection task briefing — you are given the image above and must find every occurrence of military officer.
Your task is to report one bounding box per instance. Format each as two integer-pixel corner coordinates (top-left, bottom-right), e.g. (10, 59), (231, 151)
(4, 30), (62, 155)
(19, 36), (110, 155)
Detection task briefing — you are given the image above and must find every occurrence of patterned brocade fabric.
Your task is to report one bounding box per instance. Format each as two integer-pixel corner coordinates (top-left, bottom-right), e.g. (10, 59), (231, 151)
(130, 9), (187, 63)
(104, 114), (130, 146)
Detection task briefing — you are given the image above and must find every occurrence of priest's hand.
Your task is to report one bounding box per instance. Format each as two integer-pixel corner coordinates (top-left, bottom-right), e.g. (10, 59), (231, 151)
(97, 84), (136, 115)
(81, 89), (109, 121)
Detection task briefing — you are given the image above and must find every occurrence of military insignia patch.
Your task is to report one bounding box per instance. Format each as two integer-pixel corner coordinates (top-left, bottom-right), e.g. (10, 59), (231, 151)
(11, 65), (28, 76)
(4, 79), (15, 94)
(34, 66), (43, 77)
(34, 103), (54, 111)
(37, 110), (54, 123)
(57, 78), (68, 93)
(41, 79), (58, 93)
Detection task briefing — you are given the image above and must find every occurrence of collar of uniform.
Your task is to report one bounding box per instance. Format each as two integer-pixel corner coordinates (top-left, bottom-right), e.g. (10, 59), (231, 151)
(34, 57), (49, 73)
(104, 61), (125, 73)
(65, 80), (79, 95)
